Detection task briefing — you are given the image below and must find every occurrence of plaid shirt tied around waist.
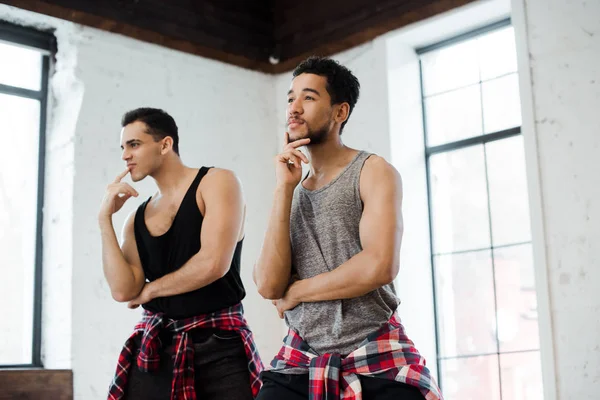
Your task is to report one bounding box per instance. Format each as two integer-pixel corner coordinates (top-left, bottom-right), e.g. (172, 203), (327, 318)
(107, 302), (263, 400)
(269, 309), (443, 400)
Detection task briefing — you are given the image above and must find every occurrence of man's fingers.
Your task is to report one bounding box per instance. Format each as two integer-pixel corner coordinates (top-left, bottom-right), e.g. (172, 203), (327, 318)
(127, 301), (139, 309)
(279, 153), (301, 168)
(114, 168), (130, 183)
(290, 149), (308, 164)
(122, 183), (139, 197)
(284, 138), (310, 151)
(114, 183), (139, 197)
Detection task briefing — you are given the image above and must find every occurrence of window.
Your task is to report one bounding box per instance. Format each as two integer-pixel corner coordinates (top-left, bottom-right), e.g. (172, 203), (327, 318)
(418, 20), (544, 399)
(0, 21), (53, 367)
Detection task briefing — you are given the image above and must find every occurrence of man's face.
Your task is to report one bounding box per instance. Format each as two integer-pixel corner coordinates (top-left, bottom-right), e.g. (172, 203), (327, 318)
(120, 121), (163, 182)
(286, 73), (335, 144)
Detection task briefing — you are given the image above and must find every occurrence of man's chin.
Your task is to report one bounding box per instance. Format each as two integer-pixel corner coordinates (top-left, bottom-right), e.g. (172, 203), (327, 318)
(130, 173), (145, 183)
(288, 130), (309, 143)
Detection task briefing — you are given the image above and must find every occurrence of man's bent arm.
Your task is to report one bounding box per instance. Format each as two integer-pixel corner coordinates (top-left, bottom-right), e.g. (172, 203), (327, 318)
(253, 185), (295, 299)
(100, 212), (146, 302)
(285, 157), (403, 303)
(142, 169), (245, 299)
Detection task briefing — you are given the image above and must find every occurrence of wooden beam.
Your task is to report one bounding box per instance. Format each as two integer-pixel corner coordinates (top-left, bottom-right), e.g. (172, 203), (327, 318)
(0, 369), (73, 400)
(2, 0), (478, 74)
(1, 0), (277, 73)
(271, 0), (478, 73)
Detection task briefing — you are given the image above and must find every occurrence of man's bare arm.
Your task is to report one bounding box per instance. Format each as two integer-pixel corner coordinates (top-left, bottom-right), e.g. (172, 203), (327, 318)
(253, 134), (311, 300)
(278, 156), (403, 308)
(100, 212), (146, 302)
(99, 168), (146, 302)
(253, 186), (295, 299)
(131, 169), (244, 303)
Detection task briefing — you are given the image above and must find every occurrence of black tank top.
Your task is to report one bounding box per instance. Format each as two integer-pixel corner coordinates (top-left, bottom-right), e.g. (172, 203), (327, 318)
(133, 167), (246, 319)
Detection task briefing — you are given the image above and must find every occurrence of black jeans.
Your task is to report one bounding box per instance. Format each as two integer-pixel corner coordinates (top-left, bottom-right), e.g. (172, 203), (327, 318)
(124, 329), (254, 400)
(256, 371), (425, 400)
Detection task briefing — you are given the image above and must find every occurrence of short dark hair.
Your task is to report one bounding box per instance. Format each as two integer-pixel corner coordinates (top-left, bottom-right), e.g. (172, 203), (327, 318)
(121, 108), (179, 155)
(292, 56), (360, 133)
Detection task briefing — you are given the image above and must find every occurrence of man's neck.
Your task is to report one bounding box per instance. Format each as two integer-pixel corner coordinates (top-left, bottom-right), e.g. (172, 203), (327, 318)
(306, 134), (353, 177)
(151, 156), (190, 196)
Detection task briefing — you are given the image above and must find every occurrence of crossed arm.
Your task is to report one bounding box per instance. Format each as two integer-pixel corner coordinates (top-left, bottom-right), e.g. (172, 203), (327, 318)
(254, 156), (404, 316)
(101, 169), (245, 306)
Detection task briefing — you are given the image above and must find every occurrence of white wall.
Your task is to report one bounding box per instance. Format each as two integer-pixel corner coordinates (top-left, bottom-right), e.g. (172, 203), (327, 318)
(512, 0), (600, 398)
(5, 0), (599, 398)
(0, 5), (283, 399)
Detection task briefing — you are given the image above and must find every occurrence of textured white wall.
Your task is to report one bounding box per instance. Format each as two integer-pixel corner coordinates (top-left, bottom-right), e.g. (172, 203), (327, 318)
(513, 0), (600, 398)
(0, 4), (282, 399)
(5, 0), (599, 398)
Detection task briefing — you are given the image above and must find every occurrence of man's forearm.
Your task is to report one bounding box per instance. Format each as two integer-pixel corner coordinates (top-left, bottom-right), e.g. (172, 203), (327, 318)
(287, 250), (397, 303)
(254, 185), (295, 299)
(144, 251), (226, 299)
(99, 217), (142, 301)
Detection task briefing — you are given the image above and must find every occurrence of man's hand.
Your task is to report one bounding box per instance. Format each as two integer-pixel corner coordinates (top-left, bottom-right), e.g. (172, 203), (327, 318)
(127, 283), (154, 309)
(99, 168), (139, 219)
(272, 281), (301, 319)
(275, 132), (310, 189)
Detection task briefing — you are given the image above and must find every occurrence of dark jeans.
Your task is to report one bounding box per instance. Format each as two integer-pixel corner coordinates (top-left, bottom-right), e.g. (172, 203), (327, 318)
(125, 329), (253, 400)
(257, 371), (425, 400)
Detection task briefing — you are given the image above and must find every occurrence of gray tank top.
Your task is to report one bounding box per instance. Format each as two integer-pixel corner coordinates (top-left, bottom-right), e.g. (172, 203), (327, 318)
(285, 150), (400, 359)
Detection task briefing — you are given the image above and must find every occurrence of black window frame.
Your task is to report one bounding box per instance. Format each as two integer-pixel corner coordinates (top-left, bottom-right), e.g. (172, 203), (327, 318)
(416, 17), (533, 393)
(0, 19), (55, 368)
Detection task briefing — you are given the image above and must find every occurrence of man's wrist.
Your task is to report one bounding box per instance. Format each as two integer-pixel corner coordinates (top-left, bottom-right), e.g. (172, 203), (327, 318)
(287, 280), (303, 303)
(145, 281), (158, 300)
(98, 214), (113, 228)
(274, 184), (296, 197)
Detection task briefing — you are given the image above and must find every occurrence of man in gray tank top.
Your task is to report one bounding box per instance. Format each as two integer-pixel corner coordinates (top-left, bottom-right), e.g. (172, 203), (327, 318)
(253, 57), (442, 400)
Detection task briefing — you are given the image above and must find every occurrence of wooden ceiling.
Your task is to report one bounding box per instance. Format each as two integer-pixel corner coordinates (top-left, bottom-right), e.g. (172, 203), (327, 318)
(2, 0), (476, 73)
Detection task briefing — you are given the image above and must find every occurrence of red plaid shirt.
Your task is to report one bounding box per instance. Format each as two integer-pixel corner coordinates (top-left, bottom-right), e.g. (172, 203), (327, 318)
(107, 303), (263, 400)
(269, 310), (442, 400)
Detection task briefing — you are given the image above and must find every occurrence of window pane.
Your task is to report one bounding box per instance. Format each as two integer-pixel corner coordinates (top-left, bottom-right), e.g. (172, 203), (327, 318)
(0, 94), (40, 364)
(435, 250), (497, 357)
(441, 355), (501, 400)
(429, 145), (490, 254)
(425, 85), (483, 146)
(477, 27), (518, 81)
(0, 42), (42, 91)
(421, 39), (480, 96)
(494, 244), (540, 352)
(486, 136), (532, 246)
(500, 351), (544, 400)
(482, 73), (522, 133)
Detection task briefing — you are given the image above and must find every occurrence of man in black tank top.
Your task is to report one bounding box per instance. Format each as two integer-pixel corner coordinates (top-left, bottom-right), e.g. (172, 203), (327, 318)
(98, 108), (262, 399)
(253, 58), (441, 399)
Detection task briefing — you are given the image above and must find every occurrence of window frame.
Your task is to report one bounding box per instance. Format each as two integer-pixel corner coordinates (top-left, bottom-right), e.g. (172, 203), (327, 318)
(0, 20), (54, 368)
(416, 17), (539, 393)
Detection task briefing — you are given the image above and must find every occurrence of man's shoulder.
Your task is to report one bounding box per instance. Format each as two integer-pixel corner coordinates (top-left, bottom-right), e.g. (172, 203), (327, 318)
(197, 167), (242, 198)
(362, 154), (399, 177)
(204, 166), (236, 178)
(201, 167), (240, 185)
(360, 154), (402, 196)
